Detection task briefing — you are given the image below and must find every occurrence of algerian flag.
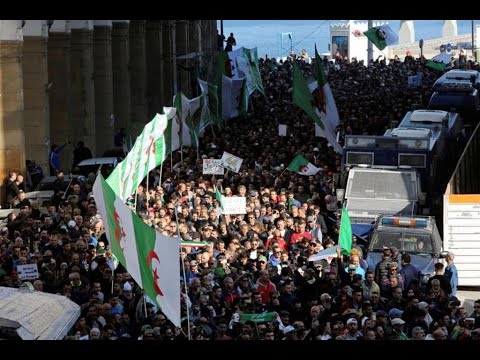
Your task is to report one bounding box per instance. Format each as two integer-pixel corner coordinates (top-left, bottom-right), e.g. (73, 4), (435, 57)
(94, 175), (181, 327)
(222, 75), (248, 120)
(107, 110), (174, 201)
(198, 78), (220, 129)
(307, 44), (340, 133)
(426, 53), (451, 71)
(338, 207), (352, 256)
(363, 24), (398, 51)
(94, 175), (143, 287)
(173, 92), (194, 148)
(228, 47), (265, 96)
(136, 227), (181, 328)
(292, 62), (343, 153)
(287, 154), (321, 176)
(216, 187), (224, 209)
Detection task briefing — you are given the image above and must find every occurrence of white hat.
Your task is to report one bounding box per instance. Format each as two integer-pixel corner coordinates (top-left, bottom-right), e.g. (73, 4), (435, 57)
(68, 220), (76, 228)
(313, 147), (319, 152)
(123, 282), (132, 291)
(391, 318), (405, 326)
(418, 301), (428, 311)
(346, 318), (358, 325)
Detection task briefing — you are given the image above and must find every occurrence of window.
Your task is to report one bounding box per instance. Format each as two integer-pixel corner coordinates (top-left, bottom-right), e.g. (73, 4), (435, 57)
(332, 36), (348, 58)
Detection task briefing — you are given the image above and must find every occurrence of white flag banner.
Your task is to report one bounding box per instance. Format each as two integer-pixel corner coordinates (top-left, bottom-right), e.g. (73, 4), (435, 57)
(221, 151), (243, 173)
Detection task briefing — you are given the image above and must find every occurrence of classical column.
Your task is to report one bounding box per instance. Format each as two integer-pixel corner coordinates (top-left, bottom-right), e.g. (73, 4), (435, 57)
(443, 20), (458, 38)
(176, 20), (189, 95)
(129, 20), (148, 137)
(188, 20), (200, 97)
(112, 20), (131, 135)
(399, 20), (415, 44)
(70, 20), (96, 157)
(48, 20), (72, 173)
(0, 20), (25, 203)
(161, 21), (173, 107)
(146, 20), (163, 118)
(93, 20), (114, 155)
(22, 20), (50, 172)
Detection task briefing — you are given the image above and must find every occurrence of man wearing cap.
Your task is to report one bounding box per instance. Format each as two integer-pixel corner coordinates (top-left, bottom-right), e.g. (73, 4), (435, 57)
(282, 325), (298, 340)
(375, 248), (393, 285)
(342, 318), (361, 340)
(185, 260), (202, 283)
(389, 318), (408, 340)
(344, 254), (366, 280)
(306, 215), (322, 242)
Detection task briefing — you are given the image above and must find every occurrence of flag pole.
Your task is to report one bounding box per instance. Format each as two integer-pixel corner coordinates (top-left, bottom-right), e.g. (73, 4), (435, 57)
(111, 267), (114, 294)
(277, 166), (289, 179)
(134, 187), (138, 214)
(159, 163), (163, 190)
(173, 203), (192, 340)
(143, 293), (148, 318)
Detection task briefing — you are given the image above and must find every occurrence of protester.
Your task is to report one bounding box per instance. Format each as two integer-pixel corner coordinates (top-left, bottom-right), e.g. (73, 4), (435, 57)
(2, 53), (477, 341)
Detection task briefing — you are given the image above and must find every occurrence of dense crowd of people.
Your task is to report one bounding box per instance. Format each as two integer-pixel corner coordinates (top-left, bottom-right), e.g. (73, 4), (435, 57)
(1, 52), (479, 341)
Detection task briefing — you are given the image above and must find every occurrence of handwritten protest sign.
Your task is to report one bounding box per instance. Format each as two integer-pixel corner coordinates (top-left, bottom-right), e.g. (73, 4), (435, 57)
(202, 159), (225, 175)
(17, 264), (39, 281)
(221, 152), (243, 173)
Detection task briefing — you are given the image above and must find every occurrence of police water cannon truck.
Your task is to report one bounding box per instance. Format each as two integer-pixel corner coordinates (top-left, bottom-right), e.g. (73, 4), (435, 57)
(428, 69), (480, 119)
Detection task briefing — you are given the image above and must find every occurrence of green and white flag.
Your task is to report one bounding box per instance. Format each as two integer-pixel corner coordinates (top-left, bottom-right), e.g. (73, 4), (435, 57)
(215, 187), (224, 210)
(198, 78), (220, 129)
(307, 44), (340, 134)
(94, 175), (181, 327)
(174, 92), (194, 148)
(287, 154), (321, 176)
(164, 107), (183, 156)
(222, 75), (248, 120)
(228, 47), (265, 96)
(292, 62), (343, 153)
(107, 109), (174, 201)
(338, 207), (352, 255)
(363, 24), (398, 51)
(239, 312), (277, 323)
(426, 52), (451, 71)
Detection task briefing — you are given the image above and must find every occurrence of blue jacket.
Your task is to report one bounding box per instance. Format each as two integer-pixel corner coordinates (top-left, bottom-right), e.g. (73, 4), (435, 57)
(399, 263), (422, 290)
(50, 144), (66, 171)
(445, 263), (458, 296)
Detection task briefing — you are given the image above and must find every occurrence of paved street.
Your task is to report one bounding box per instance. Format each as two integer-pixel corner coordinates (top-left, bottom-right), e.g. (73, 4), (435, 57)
(457, 288), (480, 313)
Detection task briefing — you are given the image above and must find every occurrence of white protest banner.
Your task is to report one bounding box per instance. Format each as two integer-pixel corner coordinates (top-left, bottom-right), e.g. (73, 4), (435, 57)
(203, 159), (225, 175)
(221, 151), (243, 173)
(221, 196), (247, 214)
(17, 264), (39, 280)
(278, 124), (287, 137)
(315, 123), (322, 137)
